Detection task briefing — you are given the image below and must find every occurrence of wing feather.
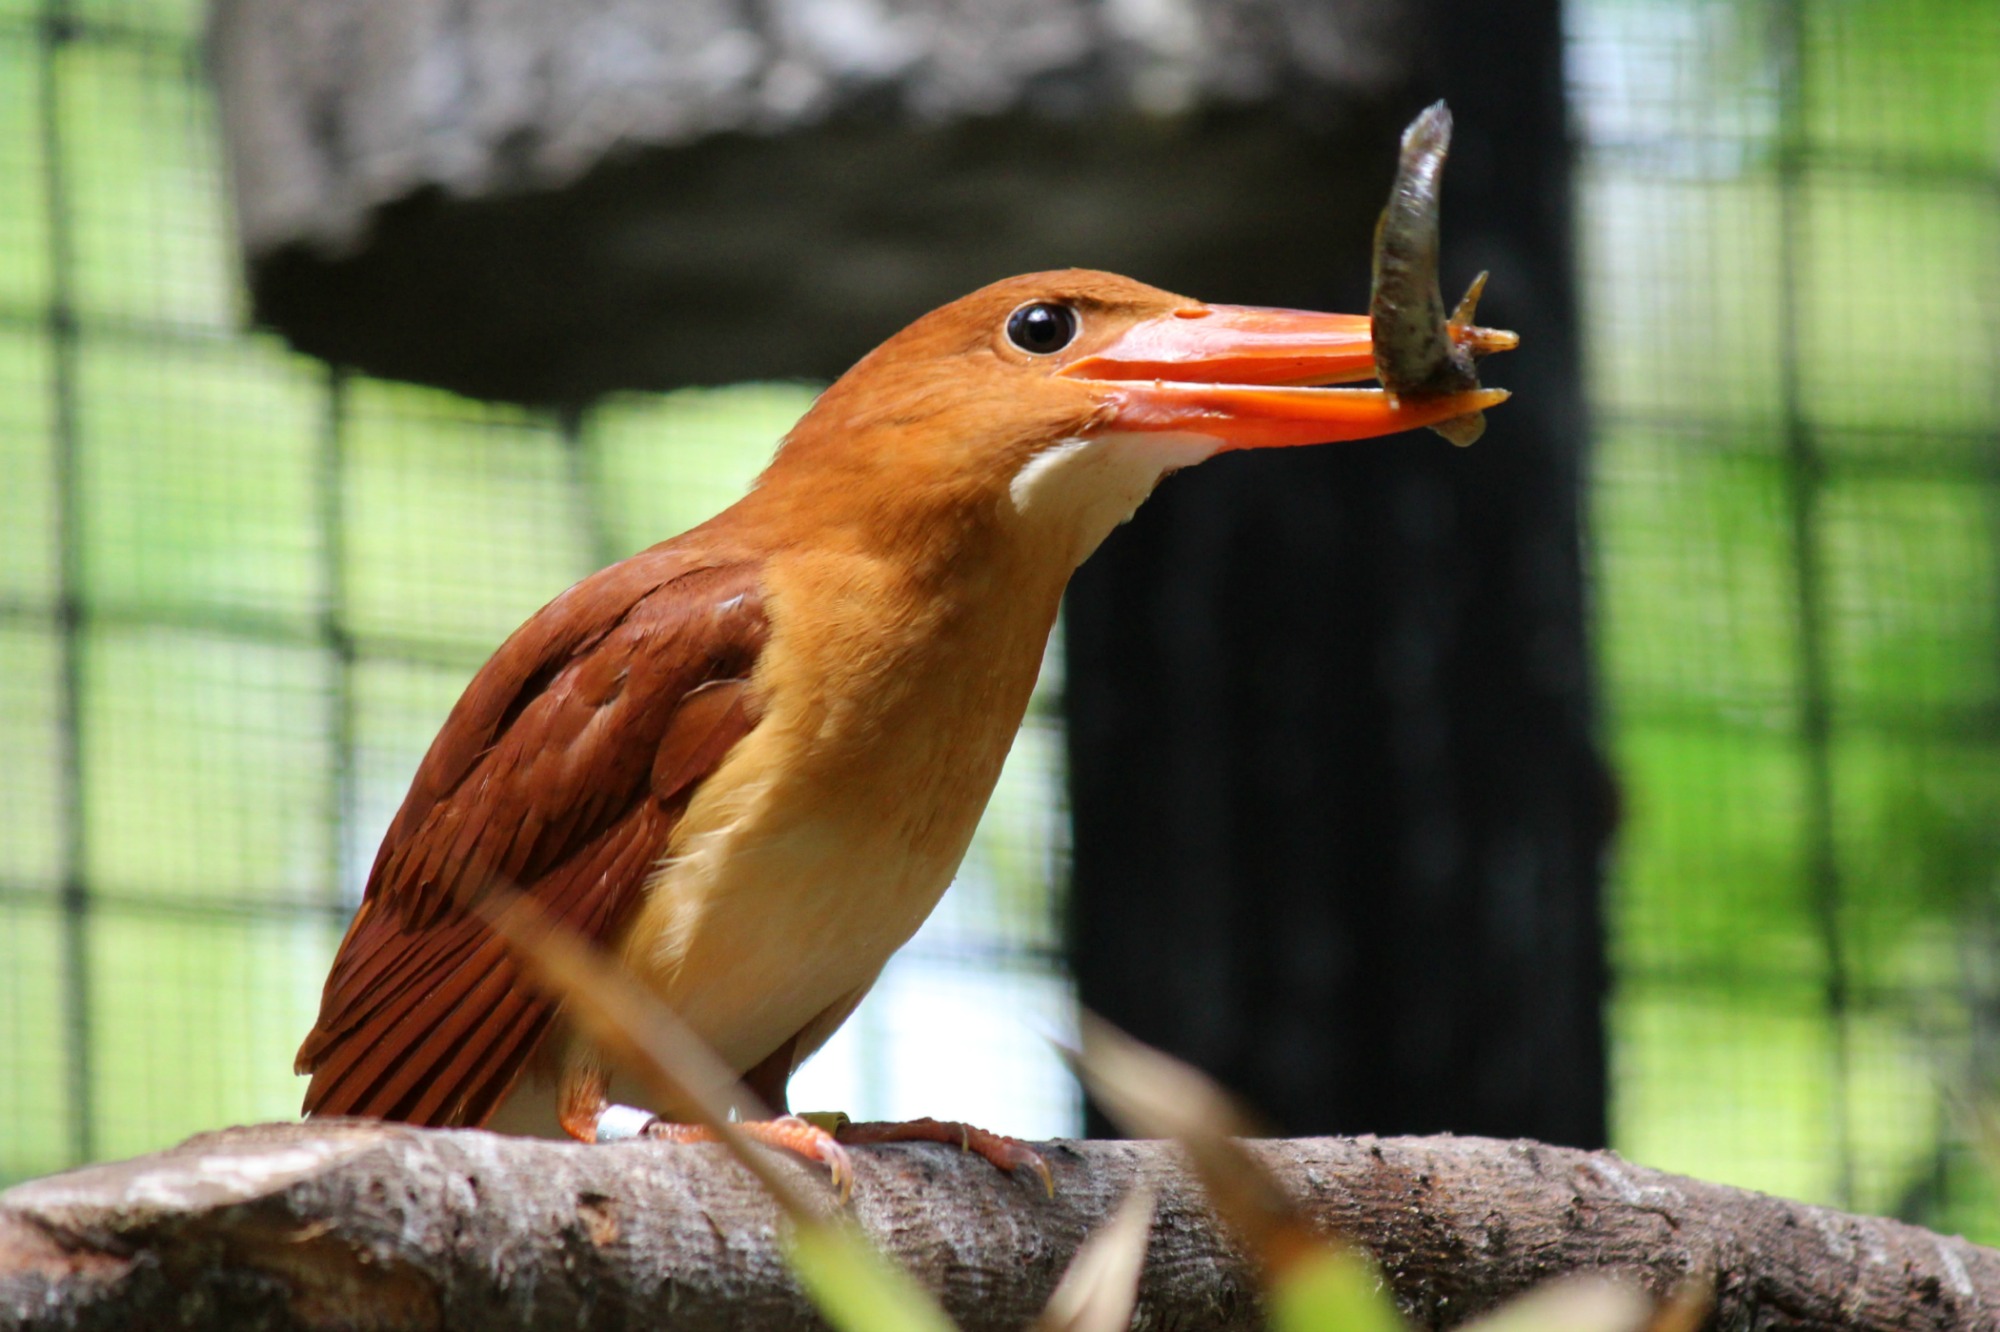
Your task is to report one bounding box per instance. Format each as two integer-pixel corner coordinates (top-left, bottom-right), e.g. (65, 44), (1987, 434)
(298, 550), (768, 1127)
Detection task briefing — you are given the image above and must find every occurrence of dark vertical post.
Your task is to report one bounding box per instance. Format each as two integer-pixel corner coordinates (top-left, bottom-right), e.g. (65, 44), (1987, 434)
(1065, 0), (1609, 1144)
(318, 369), (359, 915)
(561, 407), (623, 573)
(1770, 0), (1854, 1209)
(38, 0), (94, 1165)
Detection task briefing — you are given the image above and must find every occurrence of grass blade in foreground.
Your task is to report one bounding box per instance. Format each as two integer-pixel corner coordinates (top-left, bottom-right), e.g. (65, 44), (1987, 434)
(1032, 1187), (1156, 1332)
(476, 891), (955, 1332)
(1452, 1278), (1650, 1332)
(786, 1221), (958, 1332)
(1070, 1012), (1674, 1332)
(1070, 1011), (1327, 1280)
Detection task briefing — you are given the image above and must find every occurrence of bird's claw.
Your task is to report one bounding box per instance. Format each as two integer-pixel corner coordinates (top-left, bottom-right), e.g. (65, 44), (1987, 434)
(983, 1132), (1056, 1197)
(643, 1114), (854, 1202)
(835, 1116), (1055, 1196)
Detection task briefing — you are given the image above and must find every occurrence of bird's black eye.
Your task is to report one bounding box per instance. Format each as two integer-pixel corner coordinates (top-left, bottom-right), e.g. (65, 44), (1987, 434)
(1006, 302), (1079, 355)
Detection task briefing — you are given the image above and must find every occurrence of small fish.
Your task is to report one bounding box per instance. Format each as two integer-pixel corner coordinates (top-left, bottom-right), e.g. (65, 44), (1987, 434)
(1370, 101), (1518, 446)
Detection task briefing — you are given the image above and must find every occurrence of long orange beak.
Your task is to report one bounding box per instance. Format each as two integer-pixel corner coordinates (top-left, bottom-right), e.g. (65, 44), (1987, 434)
(1061, 304), (1513, 450)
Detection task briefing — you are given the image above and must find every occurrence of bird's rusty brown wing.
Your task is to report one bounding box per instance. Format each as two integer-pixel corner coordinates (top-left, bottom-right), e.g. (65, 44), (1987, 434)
(296, 551), (769, 1128)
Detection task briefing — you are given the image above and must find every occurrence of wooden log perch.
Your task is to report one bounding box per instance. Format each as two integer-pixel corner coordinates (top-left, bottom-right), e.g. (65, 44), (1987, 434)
(1, 1121), (1992, 1331)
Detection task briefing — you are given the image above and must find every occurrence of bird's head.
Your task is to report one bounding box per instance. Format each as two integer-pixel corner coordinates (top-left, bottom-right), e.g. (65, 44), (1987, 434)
(757, 270), (1513, 572)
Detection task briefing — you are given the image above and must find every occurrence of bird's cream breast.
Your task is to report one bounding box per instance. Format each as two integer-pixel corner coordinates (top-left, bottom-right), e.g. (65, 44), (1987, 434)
(617, 544), (1063, 1080)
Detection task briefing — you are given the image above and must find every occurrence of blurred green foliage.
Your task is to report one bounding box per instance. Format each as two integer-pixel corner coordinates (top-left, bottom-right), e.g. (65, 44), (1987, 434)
(1576, 0), (2000, 1239)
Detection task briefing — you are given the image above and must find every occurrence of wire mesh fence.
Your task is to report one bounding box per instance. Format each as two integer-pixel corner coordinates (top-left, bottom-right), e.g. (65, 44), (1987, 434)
(3, 0), (1998, 1251)
(1572, 0), (2000, 1240)
(0, 0), (1077, 1186)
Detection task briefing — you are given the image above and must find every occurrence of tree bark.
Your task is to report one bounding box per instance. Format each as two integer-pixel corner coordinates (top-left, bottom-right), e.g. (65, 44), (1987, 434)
(1, 1122), (1991, 1331)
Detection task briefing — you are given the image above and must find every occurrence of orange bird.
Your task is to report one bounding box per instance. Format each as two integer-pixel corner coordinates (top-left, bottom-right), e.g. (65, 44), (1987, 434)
(297, 270), (1512, 1175)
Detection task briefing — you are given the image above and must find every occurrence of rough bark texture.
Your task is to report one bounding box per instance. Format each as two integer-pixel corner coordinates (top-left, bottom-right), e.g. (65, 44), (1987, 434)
(2, 1122), (1993, 1331)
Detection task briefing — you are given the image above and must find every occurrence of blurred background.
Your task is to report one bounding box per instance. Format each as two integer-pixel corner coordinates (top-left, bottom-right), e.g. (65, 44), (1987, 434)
(1, 0), (1997, 1248)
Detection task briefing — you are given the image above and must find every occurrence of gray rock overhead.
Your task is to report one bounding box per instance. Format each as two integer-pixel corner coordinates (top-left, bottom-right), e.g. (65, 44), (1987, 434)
(207, 0), (1423, 400)
(213, 0), (1410, 255)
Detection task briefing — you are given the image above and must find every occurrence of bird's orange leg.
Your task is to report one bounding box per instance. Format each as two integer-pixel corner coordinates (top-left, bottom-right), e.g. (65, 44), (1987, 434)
(553, 1045), (848, 1190)
(557, 1062), (613, 1143)
(644, 1116), (853, 1197)
(834, 1117), (1054, 1195)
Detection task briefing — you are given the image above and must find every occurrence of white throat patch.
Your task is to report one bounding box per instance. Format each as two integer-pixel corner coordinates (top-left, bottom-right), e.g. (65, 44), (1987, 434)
(1006, 430), (1224, 566)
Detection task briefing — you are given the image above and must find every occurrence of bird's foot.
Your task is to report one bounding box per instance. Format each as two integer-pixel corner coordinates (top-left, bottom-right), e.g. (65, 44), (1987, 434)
(831, 1115), (1054, 1195)
(640, 1113), (854, 1198)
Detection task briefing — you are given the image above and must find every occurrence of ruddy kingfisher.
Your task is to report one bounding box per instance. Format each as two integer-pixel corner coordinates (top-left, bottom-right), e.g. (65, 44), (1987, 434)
(296, 263), (1514, 1179)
